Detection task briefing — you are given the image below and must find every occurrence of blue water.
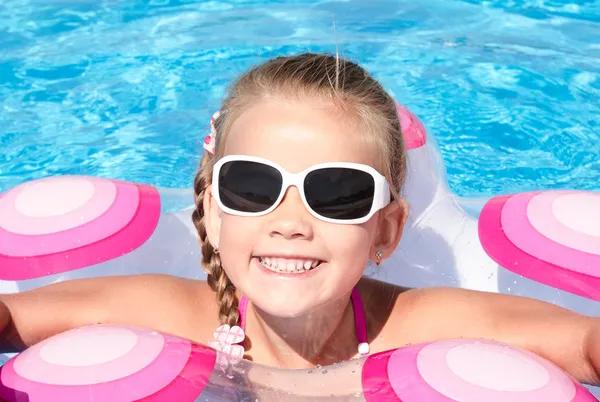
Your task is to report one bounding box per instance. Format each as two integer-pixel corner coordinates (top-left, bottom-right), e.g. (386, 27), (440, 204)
(1, 0), (599, 198)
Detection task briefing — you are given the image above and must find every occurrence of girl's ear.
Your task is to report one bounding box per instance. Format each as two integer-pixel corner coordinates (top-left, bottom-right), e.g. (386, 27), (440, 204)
(203, 184), (222, 248)
(370, 198), (409, 263)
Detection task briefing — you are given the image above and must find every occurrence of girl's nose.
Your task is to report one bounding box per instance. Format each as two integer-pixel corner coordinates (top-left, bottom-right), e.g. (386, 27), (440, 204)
(266, 187), (314, 240)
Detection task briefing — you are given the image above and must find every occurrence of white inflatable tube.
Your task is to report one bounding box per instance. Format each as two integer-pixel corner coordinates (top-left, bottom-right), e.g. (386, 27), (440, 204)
(0, 323), (597, 401)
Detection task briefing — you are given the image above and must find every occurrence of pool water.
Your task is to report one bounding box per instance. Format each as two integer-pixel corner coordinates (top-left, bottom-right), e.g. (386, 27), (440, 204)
(1, 0), (599, 198)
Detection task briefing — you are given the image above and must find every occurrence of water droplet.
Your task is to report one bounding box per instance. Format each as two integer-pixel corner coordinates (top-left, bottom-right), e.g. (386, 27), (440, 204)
(322, 369), (328, 374)
(307, 369), (313, 374)
(315, 364), (322, 369)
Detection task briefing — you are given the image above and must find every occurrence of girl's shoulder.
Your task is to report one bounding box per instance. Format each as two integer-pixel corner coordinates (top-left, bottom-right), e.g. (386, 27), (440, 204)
(359, 281), (499, 352)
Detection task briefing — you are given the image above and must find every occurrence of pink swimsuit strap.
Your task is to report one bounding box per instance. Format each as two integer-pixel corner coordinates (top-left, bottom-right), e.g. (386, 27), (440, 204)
(237, 287), (368, 345)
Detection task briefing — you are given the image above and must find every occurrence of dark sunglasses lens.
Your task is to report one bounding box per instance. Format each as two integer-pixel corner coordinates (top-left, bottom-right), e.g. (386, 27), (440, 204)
(304, 168), (375, 220)
(218, 161), (282, 213)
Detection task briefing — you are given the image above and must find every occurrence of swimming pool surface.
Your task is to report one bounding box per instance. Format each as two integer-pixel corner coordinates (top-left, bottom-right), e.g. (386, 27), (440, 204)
(1, 0), (599, 198)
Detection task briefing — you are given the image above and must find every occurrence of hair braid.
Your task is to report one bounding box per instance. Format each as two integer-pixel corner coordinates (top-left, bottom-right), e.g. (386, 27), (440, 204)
(192, 155), (240, 327)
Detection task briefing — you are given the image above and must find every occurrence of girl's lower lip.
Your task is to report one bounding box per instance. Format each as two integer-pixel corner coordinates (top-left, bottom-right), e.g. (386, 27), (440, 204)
(252, 257), (324, 279)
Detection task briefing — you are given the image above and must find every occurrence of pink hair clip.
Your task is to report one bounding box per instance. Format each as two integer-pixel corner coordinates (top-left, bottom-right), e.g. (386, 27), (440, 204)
(203, 111), (220, 155)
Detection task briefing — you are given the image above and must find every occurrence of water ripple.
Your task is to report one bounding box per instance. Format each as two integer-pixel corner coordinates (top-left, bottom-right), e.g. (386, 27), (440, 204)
(0, 0), (599, 198)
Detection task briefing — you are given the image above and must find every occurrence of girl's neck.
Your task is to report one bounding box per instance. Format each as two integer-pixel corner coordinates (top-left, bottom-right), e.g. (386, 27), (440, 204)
(244, 293), (361, 368)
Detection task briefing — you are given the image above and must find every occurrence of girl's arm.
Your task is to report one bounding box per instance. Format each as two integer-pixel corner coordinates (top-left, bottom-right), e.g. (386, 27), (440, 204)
(0, 274), (200, 353)
(398, 287), (600, 385)
(0, 277), (114, 352)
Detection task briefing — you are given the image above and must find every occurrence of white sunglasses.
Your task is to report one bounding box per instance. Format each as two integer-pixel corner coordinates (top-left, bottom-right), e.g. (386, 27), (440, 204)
(212, 155), (391, 225)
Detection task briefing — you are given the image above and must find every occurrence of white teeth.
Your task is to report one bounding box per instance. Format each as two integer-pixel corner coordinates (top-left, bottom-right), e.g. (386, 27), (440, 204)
(258, 257), (321, 273)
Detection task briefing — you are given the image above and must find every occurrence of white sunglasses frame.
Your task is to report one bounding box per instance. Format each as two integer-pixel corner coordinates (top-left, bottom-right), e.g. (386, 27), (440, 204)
(211, 155), (391, 225)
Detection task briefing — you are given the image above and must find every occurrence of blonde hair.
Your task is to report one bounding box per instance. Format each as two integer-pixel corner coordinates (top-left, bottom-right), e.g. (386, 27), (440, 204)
(192, 53), (407, 326)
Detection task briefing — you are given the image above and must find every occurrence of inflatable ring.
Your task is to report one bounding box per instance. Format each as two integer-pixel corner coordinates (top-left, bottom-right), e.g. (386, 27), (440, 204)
(0, 324), (596, 401)
(0, 104), (598, 400)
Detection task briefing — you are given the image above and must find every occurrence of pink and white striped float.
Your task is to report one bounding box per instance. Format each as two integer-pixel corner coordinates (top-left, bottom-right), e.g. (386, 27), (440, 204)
(0, 176), (160, 281)
(362, 339), (595, 402)
(479, 190), (600, 302)
(0, 325), (216, 401)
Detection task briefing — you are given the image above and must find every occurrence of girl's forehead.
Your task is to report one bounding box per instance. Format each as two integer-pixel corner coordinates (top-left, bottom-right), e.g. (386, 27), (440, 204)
(223, 100), (379, 173)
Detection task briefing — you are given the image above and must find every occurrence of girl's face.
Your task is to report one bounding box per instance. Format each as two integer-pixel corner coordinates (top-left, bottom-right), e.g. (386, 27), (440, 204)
(205, 98), (406, 318)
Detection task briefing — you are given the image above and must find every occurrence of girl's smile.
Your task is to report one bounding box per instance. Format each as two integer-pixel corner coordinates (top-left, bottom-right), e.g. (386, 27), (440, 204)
(254, 256), (326, 278)
(255, 255), (324, 273)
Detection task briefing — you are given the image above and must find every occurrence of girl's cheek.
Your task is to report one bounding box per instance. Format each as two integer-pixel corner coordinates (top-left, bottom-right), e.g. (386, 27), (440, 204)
(325, 227), (372, 258)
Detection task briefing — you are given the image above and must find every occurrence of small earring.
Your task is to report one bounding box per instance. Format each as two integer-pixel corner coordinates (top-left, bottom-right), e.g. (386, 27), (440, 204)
(214, 243), (219, 254)
(375, 250), (384, 264)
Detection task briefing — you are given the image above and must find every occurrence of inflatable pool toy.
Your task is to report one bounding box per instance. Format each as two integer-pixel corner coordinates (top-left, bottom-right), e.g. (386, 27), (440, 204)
(0, 323), (595, 401)
(0, 103), (598, 400)
(0, 177), (161, 281)
(0, 178), (202, 293)
(0, 325), (214, 401)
